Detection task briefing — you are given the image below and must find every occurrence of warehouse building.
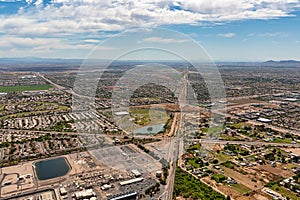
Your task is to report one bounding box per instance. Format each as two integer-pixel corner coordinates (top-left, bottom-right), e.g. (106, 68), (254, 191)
(120, 177), (143, 186)
(107, 191), (137, 200)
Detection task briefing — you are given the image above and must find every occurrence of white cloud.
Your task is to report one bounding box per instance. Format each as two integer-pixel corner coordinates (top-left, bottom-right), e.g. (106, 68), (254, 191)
(83, 39), (101, 43)
(0, 36), (105, 58)
(258, 32), (289, 37)
(248, 32), (289, 37)
(1, 0), (299, 38)
(141, 37), (188, 44)
(0, 0), (22, 2)
(34, 0), (43, 6)
(218, 33), (236, 38)
(0, 0), (299, 57)
(0, 37), (61, 48)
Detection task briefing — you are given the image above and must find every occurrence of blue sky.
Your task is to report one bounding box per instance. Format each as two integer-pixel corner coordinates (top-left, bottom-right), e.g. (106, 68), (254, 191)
(0, 0), (300, 61)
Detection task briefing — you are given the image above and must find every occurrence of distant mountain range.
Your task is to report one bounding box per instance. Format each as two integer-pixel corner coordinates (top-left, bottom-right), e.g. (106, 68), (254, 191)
(0, 57), (299, 64)
(216, 60), (300, 68)
(0, 57), (299, 72)
(0, 57), (299, 65)
(263, 60), (300, 67)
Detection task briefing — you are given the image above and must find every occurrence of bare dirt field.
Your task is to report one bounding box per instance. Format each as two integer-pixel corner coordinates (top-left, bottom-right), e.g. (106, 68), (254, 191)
(167, 112), (179, 137)
(0, 161), (35, 196)
(218, 184), (242, 199)
(257, 164), (294, 178)
(222, 167), (263, 189)
(144, 140), (171, 161)
(201, 176), (272, 200)
(228, 98), (265, 106)
(131, 103), (180, 112)
(235, 196), (255, 200)
(252, 191), (272, 200)
(283, 148), (300, 156)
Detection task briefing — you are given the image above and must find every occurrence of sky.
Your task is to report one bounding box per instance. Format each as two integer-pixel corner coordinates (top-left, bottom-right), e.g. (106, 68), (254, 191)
(0, 0), (300, 61)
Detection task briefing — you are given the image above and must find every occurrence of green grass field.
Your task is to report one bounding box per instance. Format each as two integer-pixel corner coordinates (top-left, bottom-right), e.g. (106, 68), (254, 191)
(229, 184), (251, 194)
(272, 138), (293, 143)
(228, 123), (248, 129)
(0, 84), (52, 92)
(220, 161), (237, 169)
(215, 153), (233, 163)
(130, 108), (170, 126)
(187, 158), (203, 168)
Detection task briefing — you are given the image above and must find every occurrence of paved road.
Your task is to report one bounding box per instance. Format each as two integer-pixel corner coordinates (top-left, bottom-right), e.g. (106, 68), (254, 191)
(36, 73), (94, 100)
(2, 128), (299, 148)
(164, 138), (177, 200)
(165, 70), (189, 200)
(36, 73), (66, 90)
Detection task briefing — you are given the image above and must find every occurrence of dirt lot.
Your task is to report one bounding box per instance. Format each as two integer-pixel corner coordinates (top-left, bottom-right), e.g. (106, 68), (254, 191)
(202, 176), (256, 200)
(0, 161), (35, 196)
(167, 112), (179, 137)
(257, 164), (294, 178)
(131, 103), (180, 112)
(218, 184), (241, 199)
(228, 98), (265, 106)
(222, 167), (263, 190)
(202, 175), (273, 200)
(283, 148), (300, 156)
(252, 192), (272, 200)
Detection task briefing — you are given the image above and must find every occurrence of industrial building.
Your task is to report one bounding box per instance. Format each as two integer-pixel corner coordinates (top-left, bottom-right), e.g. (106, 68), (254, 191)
(107, 191), (137, 200)
(120, 177), (143, 186)
(257, 117), (272, 123)
(131, 169), (141, 177)
(72, 189), (96, 200)
(60, 187), (67, 195)
(101, 184), (112, 191)
(38, 191), (55, 200)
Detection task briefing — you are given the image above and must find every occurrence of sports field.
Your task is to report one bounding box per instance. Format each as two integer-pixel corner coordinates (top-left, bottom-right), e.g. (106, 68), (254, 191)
(0, 84), (52, 92)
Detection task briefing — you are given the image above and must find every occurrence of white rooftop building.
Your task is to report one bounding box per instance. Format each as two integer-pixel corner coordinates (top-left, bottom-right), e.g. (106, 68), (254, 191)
(257, 117), (272, 123)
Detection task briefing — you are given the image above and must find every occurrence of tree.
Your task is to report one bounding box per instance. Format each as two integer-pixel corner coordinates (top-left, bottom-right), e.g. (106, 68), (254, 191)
(212, 159), (219, 164)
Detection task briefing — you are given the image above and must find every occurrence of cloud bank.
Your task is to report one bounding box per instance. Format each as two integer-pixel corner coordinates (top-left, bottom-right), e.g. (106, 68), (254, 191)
(0, 0), (299, 57)
(2, 0), (299, 36)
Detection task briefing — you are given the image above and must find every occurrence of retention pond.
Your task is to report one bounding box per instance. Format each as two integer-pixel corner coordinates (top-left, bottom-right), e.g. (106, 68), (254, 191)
(34, 157), (71, 180)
